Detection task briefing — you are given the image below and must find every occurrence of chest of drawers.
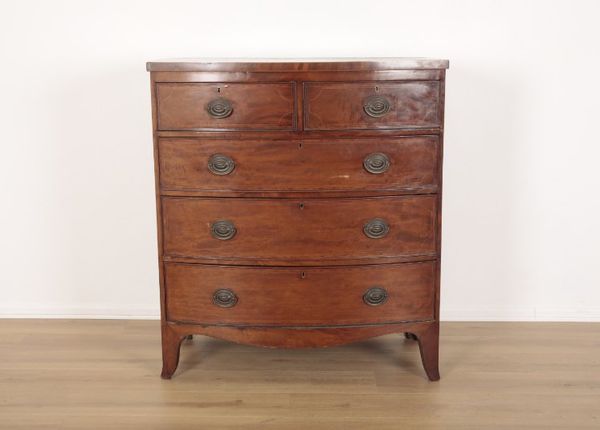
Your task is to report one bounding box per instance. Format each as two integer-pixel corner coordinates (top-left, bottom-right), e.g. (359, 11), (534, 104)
(147, 58), (449, 381)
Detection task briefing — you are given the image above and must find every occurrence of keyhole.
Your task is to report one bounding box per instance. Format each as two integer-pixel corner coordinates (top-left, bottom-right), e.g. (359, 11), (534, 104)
(301, 272), (306, 279)
(298, 143), (302, 149)
(217, 87), (221, 93)
(375, 86), (379, 92)
(299, 202), (305, 210)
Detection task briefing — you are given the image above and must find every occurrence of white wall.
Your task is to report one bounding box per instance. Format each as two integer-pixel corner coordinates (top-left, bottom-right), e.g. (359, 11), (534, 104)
(1, 0), (599, 321)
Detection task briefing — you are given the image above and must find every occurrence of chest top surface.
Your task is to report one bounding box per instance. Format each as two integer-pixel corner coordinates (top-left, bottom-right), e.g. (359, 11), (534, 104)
(146, 57), (449, 72)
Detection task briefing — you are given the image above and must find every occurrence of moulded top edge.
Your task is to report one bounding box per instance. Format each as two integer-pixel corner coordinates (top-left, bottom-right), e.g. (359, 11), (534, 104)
(146, 57), (450, 72)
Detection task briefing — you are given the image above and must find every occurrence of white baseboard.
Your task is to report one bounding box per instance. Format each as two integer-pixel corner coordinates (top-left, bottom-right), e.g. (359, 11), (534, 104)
(0, 314), (161, 320)
(441, 306), (600, 322)
(0, 305), (159, 320)
(1, 306), (599, 322)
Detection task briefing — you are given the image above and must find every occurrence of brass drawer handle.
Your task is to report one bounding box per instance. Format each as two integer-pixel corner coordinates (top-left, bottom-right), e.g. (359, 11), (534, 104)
(363, 95), (391, 118)
(210, 220), (237, 240)
(207, 98), (233, 118)
(213, 289), (238, 308)
(363, 287), (388, 306)
(363, 218), (389, 239)
(208, 154), (235, 175)
(363, 153), (390, 174)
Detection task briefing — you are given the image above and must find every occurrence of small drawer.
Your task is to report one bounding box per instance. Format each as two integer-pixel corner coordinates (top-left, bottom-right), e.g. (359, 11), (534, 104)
(304, 81), (441, 130)
(156, 82), (296, 131)
(165, 261), (436, 326)
(158, 136), (439, 194)
(162, 195), (437, 265)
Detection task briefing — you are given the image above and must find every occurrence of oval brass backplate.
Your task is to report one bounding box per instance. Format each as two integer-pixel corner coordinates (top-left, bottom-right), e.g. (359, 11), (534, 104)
(363, 287), (388, 306)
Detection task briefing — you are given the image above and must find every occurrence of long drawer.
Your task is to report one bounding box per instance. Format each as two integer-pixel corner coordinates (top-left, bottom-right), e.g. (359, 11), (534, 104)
(162, 195), (437, 264)
(165, 261), (436, 326)
(159, 136), (439, 194)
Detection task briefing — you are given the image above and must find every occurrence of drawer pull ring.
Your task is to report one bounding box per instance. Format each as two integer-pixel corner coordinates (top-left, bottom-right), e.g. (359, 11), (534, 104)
(207, 98), (233, 118)
(208, 154), (235, 175)
(210, 220), (237, 240)
(213, 289), (238, 308)
(363, 95), (391, 118)
(363, 218), (390, 239)
(363, 287), (388, 306)
(363, 153), (390, 174)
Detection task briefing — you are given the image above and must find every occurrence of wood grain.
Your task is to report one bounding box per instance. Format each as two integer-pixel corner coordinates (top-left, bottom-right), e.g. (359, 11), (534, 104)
(161, 195), (437, 264)
(156, 82), (296, 131)
(158, 136), (439, 194)
(1, 320), (598, 429)
(164, 262), (436, 326)
(304, 81), (441, 130)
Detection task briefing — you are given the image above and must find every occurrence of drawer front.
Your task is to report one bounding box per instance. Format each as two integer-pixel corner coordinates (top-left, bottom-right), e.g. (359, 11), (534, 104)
(156, 82), (296, 131)
(304, 81), (440, 130)
(165, 262), (436, 326)
(159, 136), (439, 193)
(162, 196), (436, 263)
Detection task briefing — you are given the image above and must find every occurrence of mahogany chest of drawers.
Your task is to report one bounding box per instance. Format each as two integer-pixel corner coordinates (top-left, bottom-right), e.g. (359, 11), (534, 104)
(146, 58), (449, 380)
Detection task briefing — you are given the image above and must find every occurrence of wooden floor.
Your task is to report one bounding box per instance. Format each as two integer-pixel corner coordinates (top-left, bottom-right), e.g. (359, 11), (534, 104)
(1, 320), (599, 429)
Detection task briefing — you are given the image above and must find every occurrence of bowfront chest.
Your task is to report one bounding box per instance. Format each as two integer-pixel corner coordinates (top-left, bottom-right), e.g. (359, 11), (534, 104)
(147, 58), (449, 380)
